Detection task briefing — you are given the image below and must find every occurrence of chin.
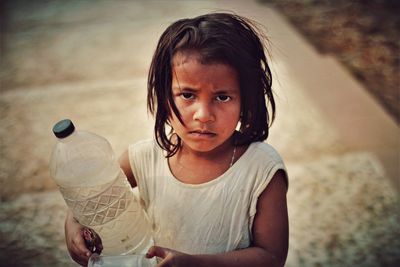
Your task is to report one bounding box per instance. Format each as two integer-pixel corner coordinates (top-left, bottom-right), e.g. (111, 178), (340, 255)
(191, 140), (231, 154)
(183, 140), (217, 152)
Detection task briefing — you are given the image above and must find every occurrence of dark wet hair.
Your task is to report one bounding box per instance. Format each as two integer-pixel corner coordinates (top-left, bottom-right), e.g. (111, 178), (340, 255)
(147, 12), (275, 157)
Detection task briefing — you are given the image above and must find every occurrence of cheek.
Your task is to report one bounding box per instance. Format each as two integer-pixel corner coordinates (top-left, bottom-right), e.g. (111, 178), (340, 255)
(231, 114), (241, 129)
(230, 102), (241, 120)
(220, 106), (241, 128)
(169, 107), (189, 129)
(173, 102), (191, 120)
(169, 111), (180, 126)
(168, 99), (185, 122)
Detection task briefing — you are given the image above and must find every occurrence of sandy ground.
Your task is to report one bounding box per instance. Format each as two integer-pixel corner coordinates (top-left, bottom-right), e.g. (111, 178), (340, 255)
(0, 0), (399, 266)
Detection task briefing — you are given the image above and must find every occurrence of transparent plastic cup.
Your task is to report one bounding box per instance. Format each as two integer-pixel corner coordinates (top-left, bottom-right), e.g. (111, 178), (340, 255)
(88, 253), (155, 267)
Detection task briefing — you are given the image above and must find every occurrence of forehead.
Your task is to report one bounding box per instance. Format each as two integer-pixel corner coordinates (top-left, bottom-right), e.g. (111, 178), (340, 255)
(172, 51), (202, 66)
(171, 50), (234, 68)
(171, 52), (239, 90)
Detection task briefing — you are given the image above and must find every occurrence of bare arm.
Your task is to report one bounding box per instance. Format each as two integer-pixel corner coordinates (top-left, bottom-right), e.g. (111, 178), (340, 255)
(147, 170), (289, 267)
(118, 149), (137, 188)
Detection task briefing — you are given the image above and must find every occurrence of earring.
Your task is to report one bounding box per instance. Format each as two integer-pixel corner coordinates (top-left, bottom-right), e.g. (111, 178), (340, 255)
(235, 120), (242, 132)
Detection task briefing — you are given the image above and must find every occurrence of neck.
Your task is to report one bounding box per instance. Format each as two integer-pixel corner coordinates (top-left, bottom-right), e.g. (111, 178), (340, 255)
(169, 137), (237, 184)
(179, 137), (235, 163)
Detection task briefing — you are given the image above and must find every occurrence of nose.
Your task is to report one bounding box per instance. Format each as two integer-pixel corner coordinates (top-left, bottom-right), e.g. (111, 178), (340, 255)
(193, 102), (215, 123)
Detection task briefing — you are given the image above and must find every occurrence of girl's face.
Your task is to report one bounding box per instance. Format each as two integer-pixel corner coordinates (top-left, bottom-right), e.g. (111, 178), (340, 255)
(170, 52), (241, 154)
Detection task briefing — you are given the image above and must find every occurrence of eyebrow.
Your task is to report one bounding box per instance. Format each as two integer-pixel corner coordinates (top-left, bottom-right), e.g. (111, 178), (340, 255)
(172, 86), (237, 95)
(172, 86), (198, 92)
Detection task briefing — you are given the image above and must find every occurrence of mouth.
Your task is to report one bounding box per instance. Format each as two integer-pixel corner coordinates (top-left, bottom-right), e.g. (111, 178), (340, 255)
(189, 130), (216, 137)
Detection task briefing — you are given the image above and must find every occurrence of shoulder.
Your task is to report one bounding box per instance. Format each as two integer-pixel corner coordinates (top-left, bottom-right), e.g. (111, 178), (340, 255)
(128, 139), (157, 168)
(248, 142), (285, 167)
(252, 141), (282, 156)
(244, 141), (288, 189)
(129, 138), (157, 151)
(129, 139), (160, 158)
(128, 138), (165, 172)
(120, 139), (157, 188)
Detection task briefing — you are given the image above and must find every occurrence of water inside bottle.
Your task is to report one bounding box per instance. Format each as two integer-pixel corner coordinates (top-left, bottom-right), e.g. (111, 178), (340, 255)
(59, 169), (152, 255)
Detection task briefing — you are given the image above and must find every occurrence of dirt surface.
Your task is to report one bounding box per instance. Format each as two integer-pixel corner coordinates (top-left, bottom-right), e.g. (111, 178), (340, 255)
(262, 0), (400, 123)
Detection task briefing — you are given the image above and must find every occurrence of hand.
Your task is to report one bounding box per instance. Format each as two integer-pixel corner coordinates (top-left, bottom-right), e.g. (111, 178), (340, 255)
(65, 211), (103, 266)
(146, 246), (195, 267)
(82, 228), (103, 255)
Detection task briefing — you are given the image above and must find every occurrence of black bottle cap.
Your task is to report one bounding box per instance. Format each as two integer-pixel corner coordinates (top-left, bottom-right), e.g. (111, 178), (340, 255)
(53, 119), (75, 138)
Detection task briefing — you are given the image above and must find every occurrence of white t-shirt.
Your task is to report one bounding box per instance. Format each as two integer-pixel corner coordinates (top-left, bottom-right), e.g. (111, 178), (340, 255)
(129, 139), (287, 254)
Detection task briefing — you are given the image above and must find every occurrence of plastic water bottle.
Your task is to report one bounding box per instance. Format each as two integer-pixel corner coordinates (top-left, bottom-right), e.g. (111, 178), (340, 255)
(49, 119), (153, 256)
(88, 254), (154, 267)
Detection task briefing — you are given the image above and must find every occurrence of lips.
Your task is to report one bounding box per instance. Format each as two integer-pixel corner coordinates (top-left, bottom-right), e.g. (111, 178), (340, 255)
(189, 130), (216, 137)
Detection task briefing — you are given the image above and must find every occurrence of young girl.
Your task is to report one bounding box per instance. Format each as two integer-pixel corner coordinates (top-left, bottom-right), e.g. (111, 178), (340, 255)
(65, 13), (288, 267)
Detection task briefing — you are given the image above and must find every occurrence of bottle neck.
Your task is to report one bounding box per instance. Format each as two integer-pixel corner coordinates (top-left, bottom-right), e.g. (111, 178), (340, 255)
(58, 130), (78, 143)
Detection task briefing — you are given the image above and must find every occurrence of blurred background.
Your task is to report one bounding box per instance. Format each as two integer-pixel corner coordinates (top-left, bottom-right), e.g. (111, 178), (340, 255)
(0, 0), (399, 266)
(265, 0), (400, 123)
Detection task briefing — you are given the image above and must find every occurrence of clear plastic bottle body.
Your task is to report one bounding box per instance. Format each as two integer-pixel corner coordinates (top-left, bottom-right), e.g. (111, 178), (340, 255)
(50, 128), (152, 255)
(88, 253), (154, 267)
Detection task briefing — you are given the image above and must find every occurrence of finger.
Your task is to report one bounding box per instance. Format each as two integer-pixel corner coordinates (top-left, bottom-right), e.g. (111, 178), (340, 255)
(146, 245), (170, 259)
(73, 235), (92, 258)
(156, 253), (176, 267)
(69, 249), (90, 267)
(82, 228), (103, 254)
(95, 242), (103, 254)
(70, 246), (91, 266)
(68, 241), (90, 265)
(71, 254), (88, 267)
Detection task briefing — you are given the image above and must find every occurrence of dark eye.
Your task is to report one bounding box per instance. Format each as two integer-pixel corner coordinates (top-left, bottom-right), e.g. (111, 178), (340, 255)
(216, 95), (231, 102)
(181, 92), (195, 100)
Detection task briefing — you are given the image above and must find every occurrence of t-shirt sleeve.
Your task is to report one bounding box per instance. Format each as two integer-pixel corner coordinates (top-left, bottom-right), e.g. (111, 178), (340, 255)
(128, 140), (154, 210)
(248, 144), (288, 235)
